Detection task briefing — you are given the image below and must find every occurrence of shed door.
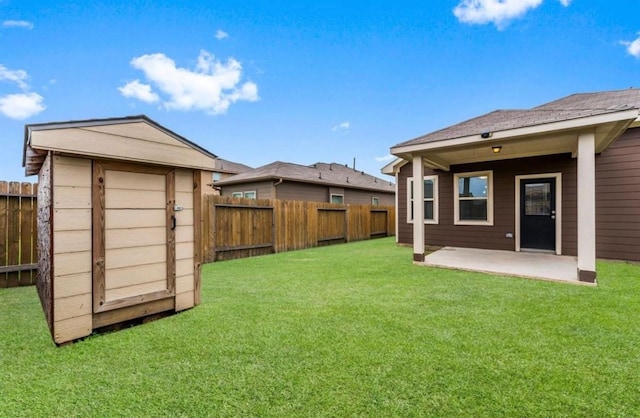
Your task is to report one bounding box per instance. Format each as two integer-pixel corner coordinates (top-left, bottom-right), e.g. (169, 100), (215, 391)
(92, 161), (176, 324)
(520, 178), (556, 251)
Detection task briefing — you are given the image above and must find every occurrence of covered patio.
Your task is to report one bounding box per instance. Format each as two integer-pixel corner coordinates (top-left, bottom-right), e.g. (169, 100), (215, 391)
(421, 247), (590, 285)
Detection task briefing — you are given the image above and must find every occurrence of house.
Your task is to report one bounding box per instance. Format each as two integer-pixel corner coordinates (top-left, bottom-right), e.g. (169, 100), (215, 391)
(215, 161), (395, 205)
(201, 158), (253, 195)
(23, 115), (217, 344)
(387, 88), (640, 283)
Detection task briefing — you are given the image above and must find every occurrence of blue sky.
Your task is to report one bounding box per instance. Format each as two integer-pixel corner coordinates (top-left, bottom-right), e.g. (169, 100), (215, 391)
(1, 0), (639, 182)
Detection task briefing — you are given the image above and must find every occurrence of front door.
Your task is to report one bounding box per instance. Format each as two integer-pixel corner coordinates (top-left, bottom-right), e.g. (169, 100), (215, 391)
(520, 178), (556, 251)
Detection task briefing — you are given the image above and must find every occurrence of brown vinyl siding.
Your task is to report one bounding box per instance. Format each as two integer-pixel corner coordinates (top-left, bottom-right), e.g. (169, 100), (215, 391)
(399, 154), (578, 255)
(595, 127), (640, 261)
(220, 181), (275, 199)
(272, 181), (395, 205)
(275, 182), (328, 202)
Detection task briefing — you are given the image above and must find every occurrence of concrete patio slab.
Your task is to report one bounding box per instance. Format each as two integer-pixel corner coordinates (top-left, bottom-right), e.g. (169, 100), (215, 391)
(421, 247), (593, 285)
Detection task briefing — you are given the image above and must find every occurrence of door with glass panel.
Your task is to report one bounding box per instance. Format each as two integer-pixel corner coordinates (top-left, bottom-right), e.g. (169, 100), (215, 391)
(520, 178), (556, 251)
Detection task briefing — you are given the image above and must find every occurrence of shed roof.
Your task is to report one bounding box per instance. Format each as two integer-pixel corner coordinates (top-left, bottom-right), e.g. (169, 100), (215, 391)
(393, 88), (640, 149)
(215, 161), (395, 193)
(23, 115), (218, 176)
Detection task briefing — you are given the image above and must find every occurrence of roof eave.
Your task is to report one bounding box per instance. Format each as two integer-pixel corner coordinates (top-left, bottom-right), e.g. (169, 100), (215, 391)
(390, 109), (640, 157)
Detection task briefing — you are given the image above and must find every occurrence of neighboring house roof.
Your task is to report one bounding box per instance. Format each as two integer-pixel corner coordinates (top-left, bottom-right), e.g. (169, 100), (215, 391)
(23, 115), (218, 175)
(215, 161), (395, 193)
(212, 158), (253, 174)
(393, 89), (640, 149)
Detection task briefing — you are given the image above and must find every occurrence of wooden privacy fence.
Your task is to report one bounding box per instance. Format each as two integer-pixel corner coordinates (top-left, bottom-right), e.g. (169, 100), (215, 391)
(0, 181), (38, 288)
(203, 195), (396, 262)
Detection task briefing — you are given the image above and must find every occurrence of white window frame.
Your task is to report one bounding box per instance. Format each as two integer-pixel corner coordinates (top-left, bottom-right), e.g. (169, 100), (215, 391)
(231, 192), (243, 198)
(454, 170), (493, 226)
(330, 194), (344, 204)
(372, 196), (380, 206)
(212, 172), (222, 182)
(407, 175), (438, 224)
(243, 191), (256, 199)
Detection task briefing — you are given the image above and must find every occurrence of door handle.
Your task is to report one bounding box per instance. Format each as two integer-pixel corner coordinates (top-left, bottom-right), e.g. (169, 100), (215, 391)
(171, 215), (176, 230)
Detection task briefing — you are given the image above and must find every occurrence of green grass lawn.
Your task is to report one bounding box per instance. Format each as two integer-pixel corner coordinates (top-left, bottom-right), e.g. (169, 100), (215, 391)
(2, 238), (640, 417)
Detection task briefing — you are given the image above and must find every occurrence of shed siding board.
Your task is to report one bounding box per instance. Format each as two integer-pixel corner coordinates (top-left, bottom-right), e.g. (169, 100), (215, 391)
(51, 155), (93, 342)
(595, 127), (640, 261)
(175, 169), (195, 311)
(30, 126), (215, 170)
(398, 154), (578, 255)
(83, 123), (191, 147)
(36, 153), (53, 335)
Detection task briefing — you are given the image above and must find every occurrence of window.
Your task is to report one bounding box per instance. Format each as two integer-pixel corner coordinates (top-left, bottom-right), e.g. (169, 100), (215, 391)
(243, 191), (256, 199)
(330, 194), (344, 204)
(231, 192), (243, 198)
(212, 172), (222, 182)
(407, 175), (438, 224)
(372, 197), (380, 206)
(454, 171), (493, 225)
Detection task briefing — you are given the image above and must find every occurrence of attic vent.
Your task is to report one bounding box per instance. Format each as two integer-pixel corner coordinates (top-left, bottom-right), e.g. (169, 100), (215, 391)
(346, 176), (349, 183)
(319, 172), (322, 179)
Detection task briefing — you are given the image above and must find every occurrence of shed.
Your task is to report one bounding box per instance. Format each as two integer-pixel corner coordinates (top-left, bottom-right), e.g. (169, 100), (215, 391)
(23, 115), (217, 344)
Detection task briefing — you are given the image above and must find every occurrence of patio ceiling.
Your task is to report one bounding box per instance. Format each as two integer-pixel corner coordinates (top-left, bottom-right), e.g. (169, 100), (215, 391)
(391, 109), (639, 171)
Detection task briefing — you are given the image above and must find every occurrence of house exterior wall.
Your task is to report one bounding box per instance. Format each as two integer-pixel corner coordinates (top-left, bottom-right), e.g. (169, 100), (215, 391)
(398, 154), (578, 255)
(220, 181), (275, 199)
(221, 180), (395, 204)
(595, 127), (640, 261)
(275, 182), (328, 201)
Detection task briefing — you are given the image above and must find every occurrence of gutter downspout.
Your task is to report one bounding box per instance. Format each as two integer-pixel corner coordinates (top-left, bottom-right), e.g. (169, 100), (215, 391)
(273, 178), (284, 199)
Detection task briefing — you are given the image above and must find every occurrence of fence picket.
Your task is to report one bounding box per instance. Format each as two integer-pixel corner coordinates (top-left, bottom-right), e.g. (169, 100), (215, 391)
(0, 181), (39, 288)
(202, 195), (395, 263)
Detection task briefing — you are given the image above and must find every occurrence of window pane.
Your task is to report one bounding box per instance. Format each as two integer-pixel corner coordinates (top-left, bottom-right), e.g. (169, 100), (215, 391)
(331, 195), (344, 204)
(231, 192), (243, 198)
(244, 191), (256, 199)
(424, 179), (434, 199)
(458, 176), (488, 198)
(424, 200), (434, 220)
(372, 197), (380, 206)
(459, 199), (487, 221)
(525, 183), (551, 216)
(409, 180), (413, 199)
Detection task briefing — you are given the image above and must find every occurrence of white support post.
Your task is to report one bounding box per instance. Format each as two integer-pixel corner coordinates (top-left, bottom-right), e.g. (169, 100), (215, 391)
(412, 155), (425, 262)
(577, 131), (597, 283)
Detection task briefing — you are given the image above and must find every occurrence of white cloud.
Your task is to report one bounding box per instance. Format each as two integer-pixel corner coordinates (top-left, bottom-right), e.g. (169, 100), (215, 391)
(453, 0), (571, 28)
(332, 121), (350, 132)
(120, 50), (258, 115)
(0, 64), (45, 119)
(0, 92), (45, 120)
(375, 154), (395, 163)
(0, 64), (29, 89)
(118, 79), (159, 103)
(215, 30), (229, 40)
(621, 33), (640, 58)
(2, 20), (34, 29)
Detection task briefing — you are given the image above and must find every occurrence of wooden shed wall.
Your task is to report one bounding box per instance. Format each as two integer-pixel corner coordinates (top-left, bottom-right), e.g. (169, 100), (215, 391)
(30, 122), (215, 171)
(52, 155), (93, 343)
(175, 169), (196, 311)
(36, 153), (53, 334)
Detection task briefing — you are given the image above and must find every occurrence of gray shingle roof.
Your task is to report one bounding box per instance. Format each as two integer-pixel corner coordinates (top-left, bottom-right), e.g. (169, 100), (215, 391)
(393, 88), (640, 149)
(215, 161), (395, 192)
(212, 158), (252, 174)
